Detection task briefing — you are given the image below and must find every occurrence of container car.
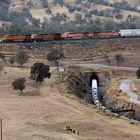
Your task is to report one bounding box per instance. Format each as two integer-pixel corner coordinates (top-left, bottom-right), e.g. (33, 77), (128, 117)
(119, 29), (140, 37)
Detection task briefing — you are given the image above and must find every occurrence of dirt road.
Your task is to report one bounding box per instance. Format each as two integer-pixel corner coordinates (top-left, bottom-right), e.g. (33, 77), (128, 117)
(72, 63), (137, 72)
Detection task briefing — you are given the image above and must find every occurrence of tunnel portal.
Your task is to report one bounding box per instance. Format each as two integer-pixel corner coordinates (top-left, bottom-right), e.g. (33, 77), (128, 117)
(90, 73), (99, 87)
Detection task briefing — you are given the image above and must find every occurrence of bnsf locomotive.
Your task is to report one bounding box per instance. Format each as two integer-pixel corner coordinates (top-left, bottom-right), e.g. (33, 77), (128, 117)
(2, 33), (62, 43)
(1, 29), (140, 43)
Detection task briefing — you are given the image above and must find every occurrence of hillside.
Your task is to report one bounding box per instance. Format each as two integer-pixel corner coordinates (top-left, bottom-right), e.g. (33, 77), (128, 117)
(1, 37), (140, 139)
(8, 0), (140, 22)
(0, 0), (140, 35)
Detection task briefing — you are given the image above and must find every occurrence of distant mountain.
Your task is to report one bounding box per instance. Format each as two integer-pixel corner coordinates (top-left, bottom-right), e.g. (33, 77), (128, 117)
(0, 0), (140, 35)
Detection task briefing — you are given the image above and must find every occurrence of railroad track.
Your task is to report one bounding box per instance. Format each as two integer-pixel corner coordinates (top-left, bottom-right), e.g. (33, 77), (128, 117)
(0, 36), (132, 44)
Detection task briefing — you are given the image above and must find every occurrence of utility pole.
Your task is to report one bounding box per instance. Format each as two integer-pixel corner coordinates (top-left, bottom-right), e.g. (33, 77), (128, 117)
(1, 119), (2, 140)
(59, 66), (64, 80)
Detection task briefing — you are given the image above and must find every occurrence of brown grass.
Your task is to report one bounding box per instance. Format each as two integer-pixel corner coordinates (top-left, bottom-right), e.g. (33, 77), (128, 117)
(0, 57), (139, 139)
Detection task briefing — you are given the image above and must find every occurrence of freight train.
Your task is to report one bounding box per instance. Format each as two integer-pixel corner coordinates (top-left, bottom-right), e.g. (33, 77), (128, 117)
(1, 29), (140, 43)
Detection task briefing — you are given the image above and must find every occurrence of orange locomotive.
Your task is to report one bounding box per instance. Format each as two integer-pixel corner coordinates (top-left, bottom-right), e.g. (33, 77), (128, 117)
(2, 34), (31, 42)
(2, 30), (119, 43)
(88, 30), (119, 38)
(62, 32), (88, 40)
(62, 30), (119, 40)
(2, 33), (61, 43)
(31, 33), (61, 42)
(97, 30), (119, 37)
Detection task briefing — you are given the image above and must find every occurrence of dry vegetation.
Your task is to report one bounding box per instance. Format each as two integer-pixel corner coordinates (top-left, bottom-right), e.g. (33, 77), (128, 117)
(7, 0), (140, 23)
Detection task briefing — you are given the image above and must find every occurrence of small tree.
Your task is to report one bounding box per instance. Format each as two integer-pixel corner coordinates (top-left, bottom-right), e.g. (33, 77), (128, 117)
(47, 49), (64, 70)
(30, 62), (51, 85)
(136, 67), (140, 79)
(114, 54), (124, 66)
(12, 78), (26, 95)
(15, 51), (29, 67)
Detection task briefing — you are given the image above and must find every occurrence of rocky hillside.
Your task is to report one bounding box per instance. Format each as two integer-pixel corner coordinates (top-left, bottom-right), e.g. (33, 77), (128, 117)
(8, 0), (140, 22)
(0, 0), (140, 35)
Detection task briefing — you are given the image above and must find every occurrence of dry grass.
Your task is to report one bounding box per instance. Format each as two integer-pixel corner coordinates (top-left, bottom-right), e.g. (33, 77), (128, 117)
(0, 58), (139, 139)
(0, 38), (140, 139)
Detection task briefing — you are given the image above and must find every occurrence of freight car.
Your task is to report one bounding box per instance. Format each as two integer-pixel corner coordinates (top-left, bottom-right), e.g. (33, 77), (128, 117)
(2, 34), (31, 43)
(119, 29), (140, 37)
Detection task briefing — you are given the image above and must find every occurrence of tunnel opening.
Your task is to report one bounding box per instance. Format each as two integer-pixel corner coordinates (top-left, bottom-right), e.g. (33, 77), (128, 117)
(90, 74), (99, 87)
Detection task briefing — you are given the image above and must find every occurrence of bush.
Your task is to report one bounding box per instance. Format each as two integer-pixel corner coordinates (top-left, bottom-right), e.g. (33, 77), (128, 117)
(12, 78), (26, 95)
(115, 14), (123, 20)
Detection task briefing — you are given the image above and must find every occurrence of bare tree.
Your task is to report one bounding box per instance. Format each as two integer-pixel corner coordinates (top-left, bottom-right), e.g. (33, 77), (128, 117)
(104, 55), (111, 66)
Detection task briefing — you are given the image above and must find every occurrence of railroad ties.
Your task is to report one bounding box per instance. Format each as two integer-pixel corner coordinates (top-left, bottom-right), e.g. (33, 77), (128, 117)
(111, 109), (135, 113)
